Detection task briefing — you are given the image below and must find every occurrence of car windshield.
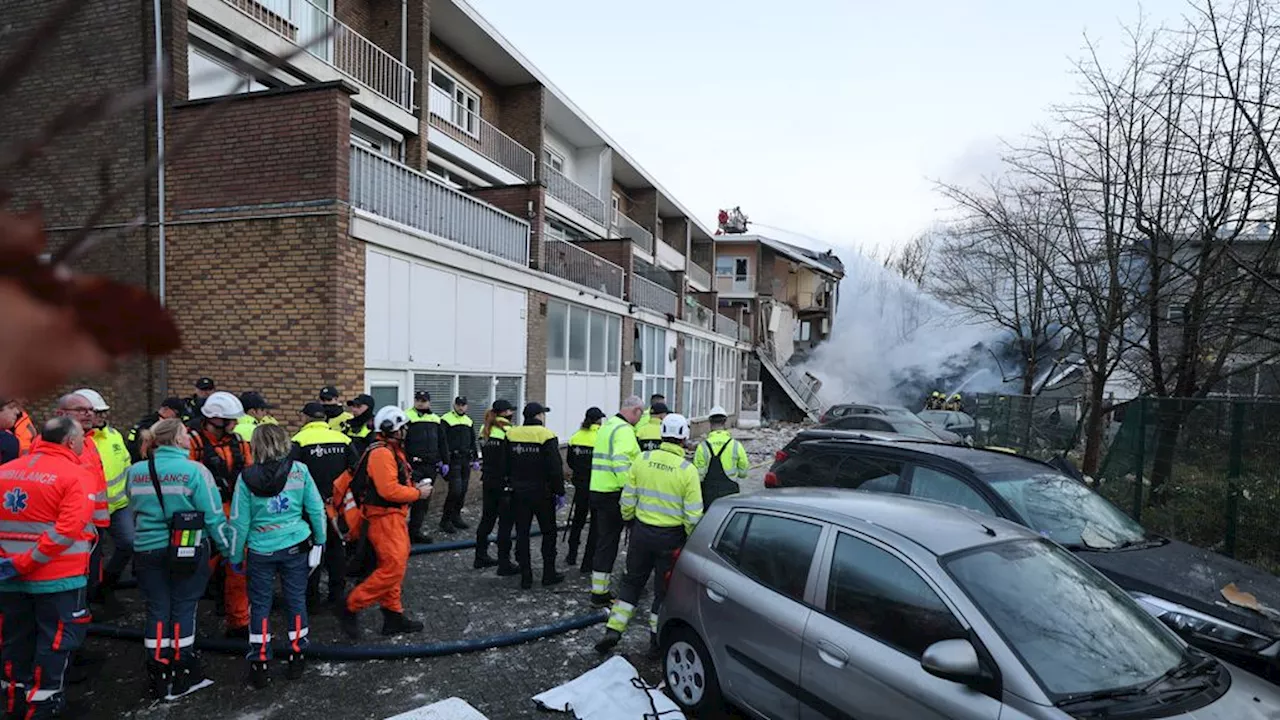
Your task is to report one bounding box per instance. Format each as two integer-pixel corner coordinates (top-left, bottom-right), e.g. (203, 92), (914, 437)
(945, 539), (1185, 697)
(889, 417), (945, 441)
(987, 472), (1146, 549)
(917, 411), (950, 425)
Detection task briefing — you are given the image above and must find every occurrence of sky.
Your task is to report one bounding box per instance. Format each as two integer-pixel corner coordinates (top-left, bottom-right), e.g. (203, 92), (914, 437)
(468, 0), (1193, 254)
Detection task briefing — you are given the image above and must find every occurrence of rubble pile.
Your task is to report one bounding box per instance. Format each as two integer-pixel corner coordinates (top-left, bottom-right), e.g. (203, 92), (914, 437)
(735, 422), (806, 463)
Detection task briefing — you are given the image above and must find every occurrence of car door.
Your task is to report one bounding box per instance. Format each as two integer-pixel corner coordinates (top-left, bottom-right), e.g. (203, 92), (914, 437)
(799, 532), (1003, 720)
(905, 465), (1000, 518)
(700, 510), (826, 720)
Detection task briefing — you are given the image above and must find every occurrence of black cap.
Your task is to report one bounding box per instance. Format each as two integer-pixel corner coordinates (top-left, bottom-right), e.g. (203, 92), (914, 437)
(414, 390), (431, 401)
(585, 407), (606, 423)
(160, 397), (186, 413)
(650, 393), (665, 401)
(523, 402), (550, 419)
(650, 402), (670, 415)
(492, 399), (514, 413)
(347, 393), (375, 408)
(318, 386), (340, 401)
(454, 396), (468, 406)
(195, 377), (216, 391)
(239, 392), (275, 411)
(301, 402), (329, 419)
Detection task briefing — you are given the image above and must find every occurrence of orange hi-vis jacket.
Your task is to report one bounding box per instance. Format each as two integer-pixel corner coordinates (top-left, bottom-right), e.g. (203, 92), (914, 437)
(189, 427), (252, 502)
(13, 412), (36, 456)
(361, 442), (420, 518)
(0, 440), (95, 583)
(73, 433), (109, 529)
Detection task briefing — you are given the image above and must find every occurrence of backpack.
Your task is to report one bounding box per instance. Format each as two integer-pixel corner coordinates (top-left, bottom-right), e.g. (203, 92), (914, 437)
(192, 431), (245, 501)
(702, 440), (740, 509)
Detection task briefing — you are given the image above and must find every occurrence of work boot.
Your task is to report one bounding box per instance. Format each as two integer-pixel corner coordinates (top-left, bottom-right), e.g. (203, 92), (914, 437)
(338, 606), (361, 641)
(380, 609), (425, 636)
(520, 572), (534, 590)
(286, 653), (306, 681)
(565, 547), (578, 567)
(594, 629), (622, 654)
(590, 592), (615, 608)
(408, 533), (434, 545)
(168, 652), (213, 699)
(436, 521), (456, 536)
(542, 570), (565, 587)
(496, 562), (522, 577)
(248, 661), (271, 690)
(451, 516), (470, 531)
(145, 658), (171, 700)
(4, 695), (25, 720)
(473, 553), (498, 569)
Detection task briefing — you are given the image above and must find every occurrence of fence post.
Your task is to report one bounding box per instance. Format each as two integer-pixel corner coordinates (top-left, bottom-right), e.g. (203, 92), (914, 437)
(1224, 402), (1245, 559)
(1132, 398), (1146, 521)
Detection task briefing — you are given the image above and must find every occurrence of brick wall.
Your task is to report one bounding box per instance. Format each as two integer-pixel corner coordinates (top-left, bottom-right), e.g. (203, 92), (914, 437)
(525, 290), (550, 405)
(497, 83), (544, 162)
(405, 0), (431, 170)
(630, 188), (658, 234)
(337, 0), (401, 66)
(467, 184), (544, 267)
(663, 216), (690, 255)
(429, 37), (502, 125)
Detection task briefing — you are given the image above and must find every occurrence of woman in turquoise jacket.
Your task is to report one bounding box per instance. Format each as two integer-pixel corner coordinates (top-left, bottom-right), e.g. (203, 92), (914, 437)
(229, 424), (326, 688)
(127, 418), (233, 701)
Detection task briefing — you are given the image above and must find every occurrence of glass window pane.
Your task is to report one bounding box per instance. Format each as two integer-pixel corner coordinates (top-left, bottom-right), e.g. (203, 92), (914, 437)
(370, 384), (399, 409)
(569, 306), (588, 372)
(909, 467), (995, 516)
(589, 311), (606, 373)
(633, 379), (643, 398)
(737, 514), (822, 601)
(458, 375), (492, 426)
(547, 301), (567, 371)
(633, 324), (643, 367)
(413, 374), (455, 405)
(714, 511), (750, 564)
(495, 376), (522, 411)
(607, 316), (621, 374)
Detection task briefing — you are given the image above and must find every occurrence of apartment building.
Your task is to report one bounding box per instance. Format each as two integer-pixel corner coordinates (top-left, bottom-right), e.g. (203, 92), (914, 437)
(4, 0), (760, 439)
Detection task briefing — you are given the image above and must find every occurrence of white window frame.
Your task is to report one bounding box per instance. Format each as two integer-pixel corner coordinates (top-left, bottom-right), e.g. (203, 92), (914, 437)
(546, 299), (621, 376)
(187, 45), (266, 100)
(544, 148), (566, 174)
(715, 344), (738, 415)
(611, 193), (622, 226)
(411, 372), (524, 426)
(428, 63), (481, 139)
(683, 337), (713, 419)
(633, 323), (675, 404)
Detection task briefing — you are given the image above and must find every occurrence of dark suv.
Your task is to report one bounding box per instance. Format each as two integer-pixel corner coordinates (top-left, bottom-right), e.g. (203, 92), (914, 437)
(765, 436), (1280, 678)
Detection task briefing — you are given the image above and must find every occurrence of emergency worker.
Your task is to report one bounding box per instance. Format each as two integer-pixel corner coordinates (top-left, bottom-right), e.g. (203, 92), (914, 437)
(319, 386), (347, 428)
(636, 402), (668, 452)
(339, 407), (432, 639)
(5, 399), (35, 456)
(504, 403), (564, 590)
(184, 378), (217, 428)
(0, 417), (95, 720)
(53, 394), (108, 569)
(637, 393), (665, 428)
(587, 395), (644, 606)
(693, 406), (749, 509)
(292, 403), (357, 606)
(0, 399), (18, 464)
(439, 397), (478, 534)
(188, 391), (253, 638)
(404, 391), (449, 545)
(126, 398), (186, 463)
(565, 407), (604, 569)
(234, 392), (278, 443)
(595, 413), (702, 655)
(74, 389), (134, 602)
(341, 394), (375, 457)
(473, 400), (515, 572)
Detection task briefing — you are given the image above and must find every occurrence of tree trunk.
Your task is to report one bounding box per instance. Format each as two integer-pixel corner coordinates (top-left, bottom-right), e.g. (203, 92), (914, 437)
(1149, 401), (1186, 501)
(1081, 373), (1108, 476)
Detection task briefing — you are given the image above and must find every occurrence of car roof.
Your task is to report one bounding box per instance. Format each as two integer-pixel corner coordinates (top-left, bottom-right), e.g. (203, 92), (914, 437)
(723, 489), (1034, 555)
(808, 437), (1058, 476)
(795, 428), (918, 444)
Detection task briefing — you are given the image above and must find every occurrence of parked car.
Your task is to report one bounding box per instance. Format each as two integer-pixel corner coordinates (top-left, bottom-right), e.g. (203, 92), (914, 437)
(818, 403), (918, 424)
(660, 490), (1280, 718)
(821, 413), (964, 444)
(763, 437), (1280, 678)
(918, 409), (978, 440)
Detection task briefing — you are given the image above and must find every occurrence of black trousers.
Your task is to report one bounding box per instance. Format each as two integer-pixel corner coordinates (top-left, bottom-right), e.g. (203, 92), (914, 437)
(475, 484), (514, 562)
(440, 460), (471, 525)
(614, 523), (685, 633)
(567, 482), (591, 558)
(588, 490), (624, 575)
(306, 529), (347, 602)
(407, 460), (436, 538)
(512, 490), (557, 581)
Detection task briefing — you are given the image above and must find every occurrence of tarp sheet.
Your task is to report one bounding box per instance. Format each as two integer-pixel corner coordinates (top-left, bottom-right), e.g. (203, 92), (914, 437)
(533, 656), (685, 720)
(385, 697), (489, 720)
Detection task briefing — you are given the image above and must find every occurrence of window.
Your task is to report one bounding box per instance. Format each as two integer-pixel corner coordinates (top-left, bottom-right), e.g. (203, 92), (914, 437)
(546, 300), (621, 376)
(351, 122), (398, 158)
(826, 533), (965, 658)
(716, 513), (822, 601)
(413, 373), (523, 426)
(829, 416), (895, 433)
(370, 384), (400, 409)
(683, 337), (713, 418)
(187, 46), (266, 100)
(543, 148), (565, 174)
(794, 321), (812, 342)
(611, 193), (622, 225)
(633, 323), (675, 401)
(714, 256), (749, 277)
(834, 456), (903, 492)
(908, 467), (995, 516)
(714, 345), (738, 414)
(429, 65), (480, 137)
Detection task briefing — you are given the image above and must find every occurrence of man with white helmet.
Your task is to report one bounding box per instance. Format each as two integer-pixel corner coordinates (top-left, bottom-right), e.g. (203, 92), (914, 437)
(339, 407), (433, 640)
(189, 391), (253, 638)
(595, 413), (703, 656)
(73, 389), (134, 606)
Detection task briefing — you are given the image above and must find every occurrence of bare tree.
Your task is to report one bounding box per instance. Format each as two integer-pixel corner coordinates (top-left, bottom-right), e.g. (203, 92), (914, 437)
(883, 232), (934, 286)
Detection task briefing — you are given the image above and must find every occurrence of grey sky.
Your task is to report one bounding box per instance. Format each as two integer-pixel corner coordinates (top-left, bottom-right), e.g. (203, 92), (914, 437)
(469, 0), (1189, 252)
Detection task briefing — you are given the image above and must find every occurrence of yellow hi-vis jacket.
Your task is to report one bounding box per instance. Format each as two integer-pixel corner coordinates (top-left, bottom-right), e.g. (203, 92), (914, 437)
(636, 415), (663, 451)
(589, 415), (641, 493)
(694, 430), (750, 481)
(621, 442), (703, 535)
(92, 426), (133, 513)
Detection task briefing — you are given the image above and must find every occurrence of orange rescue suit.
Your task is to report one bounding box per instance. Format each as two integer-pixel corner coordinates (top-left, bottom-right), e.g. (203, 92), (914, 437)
(346, 441), (420, 614)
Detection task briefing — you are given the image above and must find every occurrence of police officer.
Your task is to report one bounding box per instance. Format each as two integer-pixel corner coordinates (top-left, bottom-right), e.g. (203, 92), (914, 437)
(637, 393), (666, 428)
(693, 406), (749, 509)
(474, 400), (515, 572)
(234, 392), (279, 443)
(341, 394), (375, 457)
(184, 378), (217, 428)
(292, 403), (357, 606)
(404, 391), (449, 545)
(319, 386), (347, 428)
(439, 397), (478, 535)
(126, 397), (186, 462)
(587, 395), (644, 607)
(0, 416), (95, 719)
(595, 413), (702, 655)
(73, 389), (133, 605)
(635, 402), (668, 452)
(504, 403), (565, 590)
(565, 407), (605, 569)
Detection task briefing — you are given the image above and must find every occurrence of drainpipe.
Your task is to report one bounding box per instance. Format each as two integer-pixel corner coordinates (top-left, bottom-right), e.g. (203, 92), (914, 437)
(400, 0), (407, 65)
(153, 0), (168, 396)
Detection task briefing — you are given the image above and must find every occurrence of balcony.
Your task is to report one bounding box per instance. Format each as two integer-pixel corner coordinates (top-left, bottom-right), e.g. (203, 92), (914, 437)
(715, 273), (756, 295)
(427, 86), (535, 181)
(544, 234), (625, 298)
(632, 275), (679, 316)
(685, 259), (711, 290)
(611, 213), (654, 254)
(716, 314), (740, 341)
(685, 298), (714, 330)
(350, 146), (530, 265)
(545, 166), (608, 226)
(220, 0), (414, 112)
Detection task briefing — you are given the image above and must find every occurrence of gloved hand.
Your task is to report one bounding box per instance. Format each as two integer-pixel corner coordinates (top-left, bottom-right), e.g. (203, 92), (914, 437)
(0, 558), (17, 582)
(307, 544), (323, 570)
(437, 462), (449, 478)
(470, 460), (482, 472)
(554, 494), (567, 511)
(229, 561), (245, 576)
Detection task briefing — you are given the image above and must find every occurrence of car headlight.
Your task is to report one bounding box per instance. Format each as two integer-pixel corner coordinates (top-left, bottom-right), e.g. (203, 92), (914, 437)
(1131, 592), (1275, 653)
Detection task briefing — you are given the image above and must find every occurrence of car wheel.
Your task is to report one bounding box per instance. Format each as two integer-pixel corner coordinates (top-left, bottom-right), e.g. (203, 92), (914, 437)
(663, 626), (724, 714)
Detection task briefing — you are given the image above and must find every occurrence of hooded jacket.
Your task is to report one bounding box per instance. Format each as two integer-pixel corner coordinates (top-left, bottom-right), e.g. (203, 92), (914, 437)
(126, 445), (233, 555)
(228, 459), (326, 564)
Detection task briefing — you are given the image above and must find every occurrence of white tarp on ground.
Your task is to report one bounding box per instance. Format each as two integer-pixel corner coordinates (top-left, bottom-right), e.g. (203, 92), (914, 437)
(533, 656), (686, 720)
(384, 697), (489, 720)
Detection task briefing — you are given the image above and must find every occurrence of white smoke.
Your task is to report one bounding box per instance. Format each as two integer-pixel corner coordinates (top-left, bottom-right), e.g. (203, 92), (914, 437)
(800, 248), (1011, 407)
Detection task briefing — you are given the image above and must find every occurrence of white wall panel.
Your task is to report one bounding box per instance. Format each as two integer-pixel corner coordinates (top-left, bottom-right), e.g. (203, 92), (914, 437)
(387, 255), (411, 362)
(494, 287), (528, 371)
(365, 250), (390, 364)
(409, 264), (456, 367)
(457, 276), (494, 370)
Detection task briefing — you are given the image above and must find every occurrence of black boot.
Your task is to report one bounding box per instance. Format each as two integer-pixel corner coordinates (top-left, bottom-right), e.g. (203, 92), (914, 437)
(565, 547), (578, 567)
(542, 569), (565, 587)
(590, 591), (616, 608)
(286, 652), (306, 680)
(594, 629), (622, 654)
(248, 661), (271, 690)
(408, 532), (434, 545)
(338, 605), (361, 640)
(496, 561), (521, 577)
(451, 515), (470, 530)
(436, 520), (456, 535)
(473, 553), (498, 569)
(380, 609), (425, 636)
(145, 658), (171, 700)
(169, 652), (213, 699)
(520, 570), (533, 590)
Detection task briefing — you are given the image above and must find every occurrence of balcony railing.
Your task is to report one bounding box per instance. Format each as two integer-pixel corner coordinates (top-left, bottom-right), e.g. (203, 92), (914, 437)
(632, 275), (679, 316)
(715, 273), (756, 294)
(427, 86), (535, 181)
(612, 213), (654, 254)
(350, 146), (530, 265)
(716, 314), (740, 341)
(221, 0), (414, 111)
(686, 259), (712, 289)
(544, 235), (625, 298)
(545, 166), (608, 226)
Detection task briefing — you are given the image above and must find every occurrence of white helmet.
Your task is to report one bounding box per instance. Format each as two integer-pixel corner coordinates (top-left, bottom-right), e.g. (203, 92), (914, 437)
(660, 413), (691, 441)
(375, 406), (409, 434)
(201, 391), (244, 420)
(74, 388), (110, 412)
(708, 406), (728, 418)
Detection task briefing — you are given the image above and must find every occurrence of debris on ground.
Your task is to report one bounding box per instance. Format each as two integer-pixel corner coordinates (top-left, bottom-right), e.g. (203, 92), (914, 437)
(532, 656), (684, 720)
(385, 697), (490, 720)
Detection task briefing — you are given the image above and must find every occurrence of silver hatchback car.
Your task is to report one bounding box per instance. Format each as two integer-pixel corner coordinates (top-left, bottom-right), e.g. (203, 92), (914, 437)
(659, 489), (1280, 719)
